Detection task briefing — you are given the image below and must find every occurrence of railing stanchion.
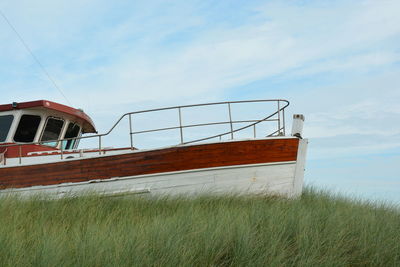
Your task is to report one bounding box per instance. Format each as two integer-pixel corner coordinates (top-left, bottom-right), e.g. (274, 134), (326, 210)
(129, 114), (134, 149)
(228, 103), (234, 139)
(253, 125), (256, 138)
(99, 136), (102, 155)
(19, 145), (22, 164)
(282, 107), (286, 135)
(60, 144), (63, 160)
(277, 100), (281, 135)
(178, 107), (184, 144)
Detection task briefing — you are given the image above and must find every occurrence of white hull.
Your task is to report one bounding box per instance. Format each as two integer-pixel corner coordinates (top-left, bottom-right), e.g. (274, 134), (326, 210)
(0, 139), (308, 199)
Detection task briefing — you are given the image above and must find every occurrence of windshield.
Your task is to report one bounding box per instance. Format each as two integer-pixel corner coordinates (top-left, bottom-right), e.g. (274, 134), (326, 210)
(0, 115), (14, 142)
(14, 115), (42, 143)
(41, 117), (64, 147)
(62, 122), (81, 150)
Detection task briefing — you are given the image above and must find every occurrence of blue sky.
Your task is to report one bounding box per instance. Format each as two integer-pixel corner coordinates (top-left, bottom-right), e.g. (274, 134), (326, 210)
(1, 0), (399, 203)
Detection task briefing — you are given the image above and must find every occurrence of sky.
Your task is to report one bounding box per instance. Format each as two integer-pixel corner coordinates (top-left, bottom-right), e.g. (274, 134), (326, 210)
(0, 0), (399, 204)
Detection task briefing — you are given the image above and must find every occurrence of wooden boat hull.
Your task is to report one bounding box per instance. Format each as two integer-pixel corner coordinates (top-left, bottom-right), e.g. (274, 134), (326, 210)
(0, 138), (308, 198)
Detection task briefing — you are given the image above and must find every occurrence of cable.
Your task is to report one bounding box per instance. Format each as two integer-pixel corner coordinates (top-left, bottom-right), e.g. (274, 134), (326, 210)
(0, 9), (72, 106)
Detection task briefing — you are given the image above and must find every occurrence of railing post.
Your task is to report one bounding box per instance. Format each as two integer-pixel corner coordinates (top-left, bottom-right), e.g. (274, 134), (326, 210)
(19, 145), (22, 164)
(0, 148), (5, 166)
(253, 124), (256, 138)
(277, 100), (281, 135)
(129, 114), (134, 149)
(282, 107), (286, 136)
(60, 143), (64, 160)
(178, 107), (184, 144)
(228, 103), (234, 139)
(98, 136), (102, 155)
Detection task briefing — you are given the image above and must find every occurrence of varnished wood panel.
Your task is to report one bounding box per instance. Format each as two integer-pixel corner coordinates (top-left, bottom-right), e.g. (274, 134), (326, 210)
(0, 138), (299, 189)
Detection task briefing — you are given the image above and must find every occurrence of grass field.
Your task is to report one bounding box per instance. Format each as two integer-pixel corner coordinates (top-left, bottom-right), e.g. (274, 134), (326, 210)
(0, 188), (399, 266)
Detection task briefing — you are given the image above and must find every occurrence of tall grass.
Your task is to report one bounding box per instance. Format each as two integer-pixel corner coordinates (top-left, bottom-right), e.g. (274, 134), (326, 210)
(0, 188), (399, 266)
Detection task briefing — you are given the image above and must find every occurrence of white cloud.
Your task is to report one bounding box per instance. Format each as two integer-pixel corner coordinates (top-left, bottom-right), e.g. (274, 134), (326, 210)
(1, 0), (399, 145)
(85, 0), (400, 106)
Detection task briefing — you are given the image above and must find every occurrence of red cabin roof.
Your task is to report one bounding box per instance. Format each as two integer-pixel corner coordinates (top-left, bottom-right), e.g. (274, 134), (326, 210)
(0, 100), (96, 133)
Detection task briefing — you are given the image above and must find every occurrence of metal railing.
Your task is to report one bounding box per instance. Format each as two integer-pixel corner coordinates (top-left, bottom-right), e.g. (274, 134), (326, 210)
(0, 99), (290, 165)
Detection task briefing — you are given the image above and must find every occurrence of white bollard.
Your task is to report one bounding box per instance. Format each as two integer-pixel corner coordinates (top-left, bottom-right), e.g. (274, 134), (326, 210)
(291, 114), (305, 138)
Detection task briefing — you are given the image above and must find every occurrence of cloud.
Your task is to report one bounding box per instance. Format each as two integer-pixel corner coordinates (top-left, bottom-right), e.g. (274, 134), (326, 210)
(1, 1), (399, 136)
(1, 1), (399, 106)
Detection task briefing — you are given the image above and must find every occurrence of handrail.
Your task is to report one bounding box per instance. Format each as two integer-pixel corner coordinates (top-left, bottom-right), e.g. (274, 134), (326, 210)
(0, 99), (290, 165)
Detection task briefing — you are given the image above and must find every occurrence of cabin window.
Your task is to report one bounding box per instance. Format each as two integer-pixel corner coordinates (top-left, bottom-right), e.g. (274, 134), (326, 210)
(0, 115), (14, 142)
(62, 122), (81, 150)
(40, 117), (64, 147)
(14, 115), (42, 143)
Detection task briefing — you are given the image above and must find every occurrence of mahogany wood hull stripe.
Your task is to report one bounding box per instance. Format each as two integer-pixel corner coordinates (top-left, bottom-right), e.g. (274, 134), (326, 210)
(0, 138), (299, 189)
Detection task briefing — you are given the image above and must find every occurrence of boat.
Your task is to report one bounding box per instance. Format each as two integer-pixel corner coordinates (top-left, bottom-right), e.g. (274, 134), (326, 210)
(0, 99), (308, 198)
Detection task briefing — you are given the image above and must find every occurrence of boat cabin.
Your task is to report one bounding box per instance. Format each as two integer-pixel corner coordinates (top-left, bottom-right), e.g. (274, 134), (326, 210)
(0, 100), (96, 155)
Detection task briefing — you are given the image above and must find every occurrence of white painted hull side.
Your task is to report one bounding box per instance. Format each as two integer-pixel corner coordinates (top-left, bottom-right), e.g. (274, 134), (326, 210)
(1, 139), (308, 199)
(1, 162), (297, 199)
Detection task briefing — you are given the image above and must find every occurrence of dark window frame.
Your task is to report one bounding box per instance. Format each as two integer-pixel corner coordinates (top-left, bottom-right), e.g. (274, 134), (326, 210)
(40, 117), (65, 147)
(62, 122), (81, 150)
(0, 114), (14, 142)
(13, 114), (43, 143)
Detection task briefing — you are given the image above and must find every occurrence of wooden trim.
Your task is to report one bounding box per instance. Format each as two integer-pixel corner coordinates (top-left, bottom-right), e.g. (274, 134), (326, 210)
(0, 138), (299, 189)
